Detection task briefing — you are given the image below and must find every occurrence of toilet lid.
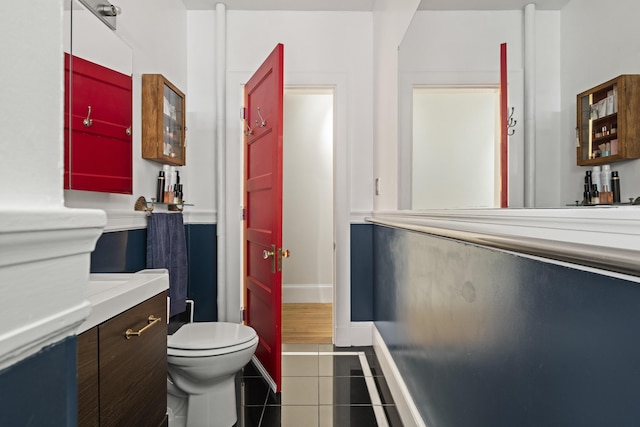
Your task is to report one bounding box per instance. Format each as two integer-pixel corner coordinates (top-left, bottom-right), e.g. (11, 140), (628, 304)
(168, 322), (257, 351)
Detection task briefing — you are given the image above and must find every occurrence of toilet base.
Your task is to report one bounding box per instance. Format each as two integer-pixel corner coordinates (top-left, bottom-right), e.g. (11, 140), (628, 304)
(184, 374), (237, 427)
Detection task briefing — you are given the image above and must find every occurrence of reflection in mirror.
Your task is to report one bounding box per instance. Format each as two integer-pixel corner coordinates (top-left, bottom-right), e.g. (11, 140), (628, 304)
(63, 0), (133, 193)
(398, 2), (514, 210)
(412, 87), (500, 209)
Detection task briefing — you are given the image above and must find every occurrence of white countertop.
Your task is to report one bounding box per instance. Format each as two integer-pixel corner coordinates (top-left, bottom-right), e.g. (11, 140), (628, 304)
(78, 269), (170, 333)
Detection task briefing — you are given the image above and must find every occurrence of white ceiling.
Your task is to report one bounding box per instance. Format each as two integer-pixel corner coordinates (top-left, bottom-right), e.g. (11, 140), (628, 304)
(182, 0), (570, 11)
(418, 0), (570, 11)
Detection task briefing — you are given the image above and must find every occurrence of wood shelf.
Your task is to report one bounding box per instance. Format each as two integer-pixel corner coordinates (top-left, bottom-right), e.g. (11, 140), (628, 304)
(577, 75), (640, 166)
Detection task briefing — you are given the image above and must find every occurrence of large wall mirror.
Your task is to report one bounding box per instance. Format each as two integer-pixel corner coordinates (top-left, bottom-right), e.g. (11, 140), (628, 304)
(398, 1), (525, 210)
(63, 0), (133, 194)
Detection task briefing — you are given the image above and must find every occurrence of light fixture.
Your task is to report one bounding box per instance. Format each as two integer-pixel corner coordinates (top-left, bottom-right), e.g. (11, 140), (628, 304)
(77, 0), (121, 30)
(97, 4), (121, 17)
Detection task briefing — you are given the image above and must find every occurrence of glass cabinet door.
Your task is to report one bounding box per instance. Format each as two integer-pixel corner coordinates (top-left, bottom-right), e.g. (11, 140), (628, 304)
(142, 74), (186, 166)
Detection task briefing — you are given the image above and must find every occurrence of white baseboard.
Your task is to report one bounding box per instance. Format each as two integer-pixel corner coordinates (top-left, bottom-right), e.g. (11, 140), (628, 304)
(334, 322), (373, 347)
(373, 326), (427, 427)
(282, 284), (332, 303)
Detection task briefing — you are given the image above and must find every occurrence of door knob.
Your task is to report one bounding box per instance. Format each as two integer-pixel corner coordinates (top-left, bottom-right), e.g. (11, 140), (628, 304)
(262, 249), (275, 259)
(281, 249), (290, 258)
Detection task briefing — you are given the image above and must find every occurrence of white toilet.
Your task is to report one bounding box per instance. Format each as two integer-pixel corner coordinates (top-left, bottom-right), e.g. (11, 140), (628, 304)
(167, 322), (259, 427)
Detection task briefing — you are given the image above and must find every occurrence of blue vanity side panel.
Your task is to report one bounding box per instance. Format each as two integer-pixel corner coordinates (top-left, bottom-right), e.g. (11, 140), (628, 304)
(185, 224), (218, 321)
(90, 224), (217, 321)
(373, 224), (640, 427)
(351, 223), (374, 321)
(0, 337), (77, 427)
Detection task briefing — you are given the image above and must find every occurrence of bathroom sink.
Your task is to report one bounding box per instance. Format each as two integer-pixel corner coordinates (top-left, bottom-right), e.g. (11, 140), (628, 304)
(78, 269), (169, 333)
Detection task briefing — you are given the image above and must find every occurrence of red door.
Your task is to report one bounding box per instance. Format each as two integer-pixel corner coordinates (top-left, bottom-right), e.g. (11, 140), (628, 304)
(243, 44), (285, 392)
(500, 43), (509, 208)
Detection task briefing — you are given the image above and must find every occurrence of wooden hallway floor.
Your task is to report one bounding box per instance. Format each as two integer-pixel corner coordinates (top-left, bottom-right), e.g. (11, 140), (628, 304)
(282, 303), (332, 344)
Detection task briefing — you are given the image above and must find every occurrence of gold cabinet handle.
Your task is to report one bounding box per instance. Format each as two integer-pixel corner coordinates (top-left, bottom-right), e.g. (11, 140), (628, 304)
(125, 315), (161, 340)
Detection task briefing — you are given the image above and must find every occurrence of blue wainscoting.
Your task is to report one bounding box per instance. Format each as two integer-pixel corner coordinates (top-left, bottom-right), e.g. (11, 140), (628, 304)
(351, 223), (374, 321)
(0, 337), (77, 426)
(373, 224), (640, 427)
(91, 223), (217, 321)
(185, 224), (217, 321)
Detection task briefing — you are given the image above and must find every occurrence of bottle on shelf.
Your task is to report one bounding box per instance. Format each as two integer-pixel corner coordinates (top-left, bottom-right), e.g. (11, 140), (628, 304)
(156, 170), (165, 202)
(611, 171), (621, 203)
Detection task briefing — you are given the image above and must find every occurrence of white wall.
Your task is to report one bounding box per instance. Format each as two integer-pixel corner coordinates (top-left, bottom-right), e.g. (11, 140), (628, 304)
(187, 10), (374, 335)
(561, 0), (640, 205)
(372, 0), (421, 211)
(0, 0), (104, 370)
(283, 91), (334, 303)
(64, 0), (190, 228)
(4, 1), (64, 208)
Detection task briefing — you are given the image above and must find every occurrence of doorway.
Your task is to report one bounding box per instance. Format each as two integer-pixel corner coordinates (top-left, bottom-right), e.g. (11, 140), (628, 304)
(281, 87), (334, 344)
(412, 86), (501, 209)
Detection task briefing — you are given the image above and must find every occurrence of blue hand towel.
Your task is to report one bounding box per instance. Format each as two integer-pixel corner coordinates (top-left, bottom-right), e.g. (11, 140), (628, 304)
(146, 212), (188, 317)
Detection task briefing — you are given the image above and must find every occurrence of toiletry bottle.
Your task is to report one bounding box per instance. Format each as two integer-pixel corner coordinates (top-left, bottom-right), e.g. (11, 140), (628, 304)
(601, 164), (612, 193)
(611, 171), (621, 203)
(156, 170), (165, 202)
(584, 183), (591, 205)
(592, 184), (600, 204)
(592, 166), (602, 191)
(162, 165), (171, 203)
(174, 184), (182, 205)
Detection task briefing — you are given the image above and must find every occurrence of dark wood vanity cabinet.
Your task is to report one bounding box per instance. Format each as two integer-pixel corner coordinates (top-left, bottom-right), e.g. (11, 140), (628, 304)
(77, 292), (167, 427)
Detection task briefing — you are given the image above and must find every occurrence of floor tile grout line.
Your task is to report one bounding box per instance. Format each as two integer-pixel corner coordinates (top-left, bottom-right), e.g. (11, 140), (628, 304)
(359, 352), (389, 427)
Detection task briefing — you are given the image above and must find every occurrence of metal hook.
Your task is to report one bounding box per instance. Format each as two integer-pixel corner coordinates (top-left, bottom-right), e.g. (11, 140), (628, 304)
(507, 107), (516, 136)
(255, 107), (266, 128)
(83, 106), (93, 127)
(244, 120), (253, 136)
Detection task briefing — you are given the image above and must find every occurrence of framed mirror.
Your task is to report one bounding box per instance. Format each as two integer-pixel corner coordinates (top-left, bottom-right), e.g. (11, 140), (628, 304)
(63, 0), (133, 194)
(398, 1), (525, 210)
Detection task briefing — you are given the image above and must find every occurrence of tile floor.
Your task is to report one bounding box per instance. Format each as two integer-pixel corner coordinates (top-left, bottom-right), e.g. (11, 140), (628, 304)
(233, 344), (403, 427)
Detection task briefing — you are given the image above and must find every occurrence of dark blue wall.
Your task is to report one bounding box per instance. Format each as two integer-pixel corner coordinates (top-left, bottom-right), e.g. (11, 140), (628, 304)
(91, 223), (218, 321)
(373, 224), (640, 427)
(185, 224), (217, 321)
(92, 223), (372, 323)
(0, 337), (77, 426)
(351, 223), (373, 321)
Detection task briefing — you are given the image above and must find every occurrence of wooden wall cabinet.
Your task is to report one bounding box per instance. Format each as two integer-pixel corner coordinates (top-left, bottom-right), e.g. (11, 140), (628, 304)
(77, 292), (168, 427)
(577, 75), (640, 166)
(142, 74), (186, 166)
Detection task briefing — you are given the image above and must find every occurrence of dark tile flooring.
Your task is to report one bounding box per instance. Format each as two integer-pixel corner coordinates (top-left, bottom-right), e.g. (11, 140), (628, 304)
(233, 344), (403, 427)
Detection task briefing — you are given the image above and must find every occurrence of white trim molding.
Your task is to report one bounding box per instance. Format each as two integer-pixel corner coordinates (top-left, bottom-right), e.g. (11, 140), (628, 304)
(282, 284), (333, 303)
(350, 211), (374, 224)
(0, 208), (105, 370)
(371, 208), (640, 276)
(373, 326), (427, 427)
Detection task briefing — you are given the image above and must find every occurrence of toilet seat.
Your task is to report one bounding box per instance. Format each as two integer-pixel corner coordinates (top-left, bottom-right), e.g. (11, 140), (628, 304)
(168, 322), (258, 357)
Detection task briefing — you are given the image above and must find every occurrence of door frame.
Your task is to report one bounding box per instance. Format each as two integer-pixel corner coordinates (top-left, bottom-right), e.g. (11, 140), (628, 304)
(282, 85), (336, 327)
(282, 76), (349, 346)
(238, 74), (351, 346)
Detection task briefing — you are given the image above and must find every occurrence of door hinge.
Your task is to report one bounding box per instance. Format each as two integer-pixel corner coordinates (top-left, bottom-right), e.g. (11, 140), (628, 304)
(241, 308), (246, 322)
(241, 207), (246, 220)
(241, 107), (247, 119)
